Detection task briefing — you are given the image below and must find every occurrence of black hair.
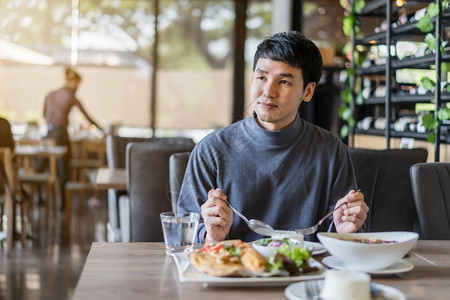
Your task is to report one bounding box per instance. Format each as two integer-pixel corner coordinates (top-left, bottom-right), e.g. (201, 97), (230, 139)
(253, 31), (323, 88)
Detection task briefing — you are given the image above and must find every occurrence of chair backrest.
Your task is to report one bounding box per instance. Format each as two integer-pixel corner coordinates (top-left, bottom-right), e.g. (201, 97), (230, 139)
(410, 162), (450, 240)
(348, 148), (428, 234)
(169, 152), (191, 213)
(126, 141), (195, 242)
(106, 134), (194, 169)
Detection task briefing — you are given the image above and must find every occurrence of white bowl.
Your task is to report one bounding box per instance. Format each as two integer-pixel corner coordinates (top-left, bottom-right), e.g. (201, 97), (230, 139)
(251, 238), (303, 258)
(317, 231), (418, 271)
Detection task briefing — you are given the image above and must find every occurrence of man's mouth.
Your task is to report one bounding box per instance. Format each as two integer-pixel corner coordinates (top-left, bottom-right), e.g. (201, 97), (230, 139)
(257, 101), (277, 109)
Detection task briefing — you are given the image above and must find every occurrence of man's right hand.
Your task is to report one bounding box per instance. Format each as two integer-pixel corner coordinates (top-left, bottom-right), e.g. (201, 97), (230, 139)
(201, 188), (233, 243)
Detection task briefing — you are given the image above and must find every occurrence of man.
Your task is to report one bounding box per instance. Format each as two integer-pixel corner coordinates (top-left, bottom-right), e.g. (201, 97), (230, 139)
(43, 67), (102, 208)
(177, 32), (368, 243)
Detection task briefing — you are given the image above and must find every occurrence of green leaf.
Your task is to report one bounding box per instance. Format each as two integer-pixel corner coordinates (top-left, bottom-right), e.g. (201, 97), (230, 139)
(424, 33), (437, 51)
(342, 42), (352, 56)
(427, 132), (435, 143)
(340, 125), (350, 138)
(422, 112), (439, 129)
(347, 115), (356, 127)
(338, 106), (352, 120)
(442, 62), (450, 73)
(347, 67), (356, 76)
(354, 0), (366, 14)
(427, 3), (439, 18)
(343, 15), (355, 36)
(415, 15), (434, 33)
(421, 77), (436, 91)
(353, 51), (360, 66)
(356, 91), (364, 105)
(444, 0), (450, 10)
(339, 0), (348, 10)
(341, 88), (353, 104)
(437, 108), (450, 121)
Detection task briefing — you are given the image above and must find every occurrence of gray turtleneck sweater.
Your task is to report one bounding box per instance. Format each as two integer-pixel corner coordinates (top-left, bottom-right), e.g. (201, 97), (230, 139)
(177, 112), (357, 242)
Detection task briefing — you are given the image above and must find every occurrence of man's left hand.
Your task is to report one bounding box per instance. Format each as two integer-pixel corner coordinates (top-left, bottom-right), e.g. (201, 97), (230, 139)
(333, 189), (369, 233)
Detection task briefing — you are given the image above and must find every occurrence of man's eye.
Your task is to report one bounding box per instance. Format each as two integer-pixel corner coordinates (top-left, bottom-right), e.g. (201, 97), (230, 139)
(280, 80), (292, 85)
(256, 76), (265, 80)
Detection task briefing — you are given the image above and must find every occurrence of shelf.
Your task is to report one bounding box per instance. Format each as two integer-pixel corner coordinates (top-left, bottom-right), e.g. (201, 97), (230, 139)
(358, 32), (387, 45)
(350, 1), (449, 159)
(356, 64), (386, 75)
(354, 128), (385, 136)
(354, 129), (442, 142)
(394, 53), (450, 69)
(360, 93), (450, 104)
(392, 93), (450, 103)
(361, 97), (386, 104)
(390, 131), (430, 140)
(356, 52), (450, 75)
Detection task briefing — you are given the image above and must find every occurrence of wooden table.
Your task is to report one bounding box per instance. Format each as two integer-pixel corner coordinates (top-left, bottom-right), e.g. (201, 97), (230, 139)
(94, 168), (127, 191)
(73, 241), (450, 300)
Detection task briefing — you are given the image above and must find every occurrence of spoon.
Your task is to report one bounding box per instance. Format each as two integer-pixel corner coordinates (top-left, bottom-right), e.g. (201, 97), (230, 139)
(224, 200), (277, 236)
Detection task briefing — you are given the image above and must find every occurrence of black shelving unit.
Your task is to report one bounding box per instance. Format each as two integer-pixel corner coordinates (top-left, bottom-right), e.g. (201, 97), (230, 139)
(351, 0), (449, 161)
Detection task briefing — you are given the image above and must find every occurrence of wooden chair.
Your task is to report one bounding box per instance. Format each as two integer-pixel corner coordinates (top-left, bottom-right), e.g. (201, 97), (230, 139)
(15, 138), (56, 217)
(65, 138), (107, 224)
(0, 147), (29, 254)
(70, 138), (106, 182)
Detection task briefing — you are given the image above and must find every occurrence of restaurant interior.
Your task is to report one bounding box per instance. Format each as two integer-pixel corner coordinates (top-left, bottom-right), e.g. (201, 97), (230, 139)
(1, 0), (450, 299)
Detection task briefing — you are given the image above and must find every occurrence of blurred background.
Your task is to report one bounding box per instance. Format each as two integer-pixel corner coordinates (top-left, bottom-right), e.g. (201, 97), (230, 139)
(0, 0), (345, 141)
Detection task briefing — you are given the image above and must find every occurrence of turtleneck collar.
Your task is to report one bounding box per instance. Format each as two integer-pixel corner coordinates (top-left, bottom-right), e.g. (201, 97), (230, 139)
(243, 111), (303, 146)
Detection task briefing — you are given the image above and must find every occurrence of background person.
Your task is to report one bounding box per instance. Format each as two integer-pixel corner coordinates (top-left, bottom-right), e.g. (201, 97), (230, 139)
(177, 31), (368, 243)
(42, 67), (102, 209)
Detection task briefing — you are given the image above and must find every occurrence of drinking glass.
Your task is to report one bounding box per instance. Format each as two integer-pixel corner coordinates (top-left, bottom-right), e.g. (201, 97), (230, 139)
(160, 212), (199, 256)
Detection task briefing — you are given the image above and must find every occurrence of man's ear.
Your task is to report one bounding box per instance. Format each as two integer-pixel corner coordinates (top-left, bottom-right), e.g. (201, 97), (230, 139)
(302, 82), (316, 103)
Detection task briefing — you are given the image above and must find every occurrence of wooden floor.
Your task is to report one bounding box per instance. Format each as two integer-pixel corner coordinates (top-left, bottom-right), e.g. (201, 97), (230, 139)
(0, 191), (111, 300)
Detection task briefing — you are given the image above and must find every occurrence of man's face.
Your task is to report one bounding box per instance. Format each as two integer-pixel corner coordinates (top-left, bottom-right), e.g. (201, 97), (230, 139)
(250, 58), (316, 131)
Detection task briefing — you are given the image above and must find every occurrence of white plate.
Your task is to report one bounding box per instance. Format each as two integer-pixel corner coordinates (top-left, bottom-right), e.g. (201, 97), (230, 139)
(285, 280), (405, 300)
(172, 252), (326, 287)
(322, 256), (414, 275)
(304, 241), (327, 255)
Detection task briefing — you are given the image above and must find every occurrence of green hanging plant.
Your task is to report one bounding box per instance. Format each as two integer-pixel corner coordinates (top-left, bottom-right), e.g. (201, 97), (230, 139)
(422, 105), (450, 143)
(415, 1), (450, 143)
(339, 0), (365, 139)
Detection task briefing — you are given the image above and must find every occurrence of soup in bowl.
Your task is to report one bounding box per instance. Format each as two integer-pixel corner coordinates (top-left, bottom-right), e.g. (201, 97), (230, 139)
(317, 231), (418, 271)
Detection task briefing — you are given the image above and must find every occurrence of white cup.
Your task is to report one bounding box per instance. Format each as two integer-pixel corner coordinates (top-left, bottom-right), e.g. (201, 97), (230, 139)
(160, 212), (199, 256)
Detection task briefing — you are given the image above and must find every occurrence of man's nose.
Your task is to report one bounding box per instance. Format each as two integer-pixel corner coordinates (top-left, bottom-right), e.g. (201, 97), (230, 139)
(262, 81), (277, 98)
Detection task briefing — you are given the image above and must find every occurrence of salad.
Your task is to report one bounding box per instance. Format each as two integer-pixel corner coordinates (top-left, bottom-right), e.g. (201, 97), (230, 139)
(266, 242), (317, 275)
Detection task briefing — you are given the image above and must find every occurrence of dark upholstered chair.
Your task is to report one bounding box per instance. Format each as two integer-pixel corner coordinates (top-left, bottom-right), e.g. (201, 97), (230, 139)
(348, 148), (428, 234)
(119, 141), (195, 242)
(410, 162), (450, 240)
(105, 134), (194, 241)
(169, 152), (191, 213)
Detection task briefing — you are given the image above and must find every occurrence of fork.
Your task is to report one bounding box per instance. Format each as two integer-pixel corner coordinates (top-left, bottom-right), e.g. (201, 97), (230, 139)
(295, 202), (346, 236)
(296, 189), (360, 236)
(304, 280), (322, 299)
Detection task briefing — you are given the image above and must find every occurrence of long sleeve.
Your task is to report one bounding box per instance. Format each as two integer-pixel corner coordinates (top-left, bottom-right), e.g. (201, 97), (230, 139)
(177, 143), (216, 243)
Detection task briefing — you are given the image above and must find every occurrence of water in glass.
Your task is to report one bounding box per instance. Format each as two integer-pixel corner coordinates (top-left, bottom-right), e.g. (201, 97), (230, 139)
(160, 212), (199, 256)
